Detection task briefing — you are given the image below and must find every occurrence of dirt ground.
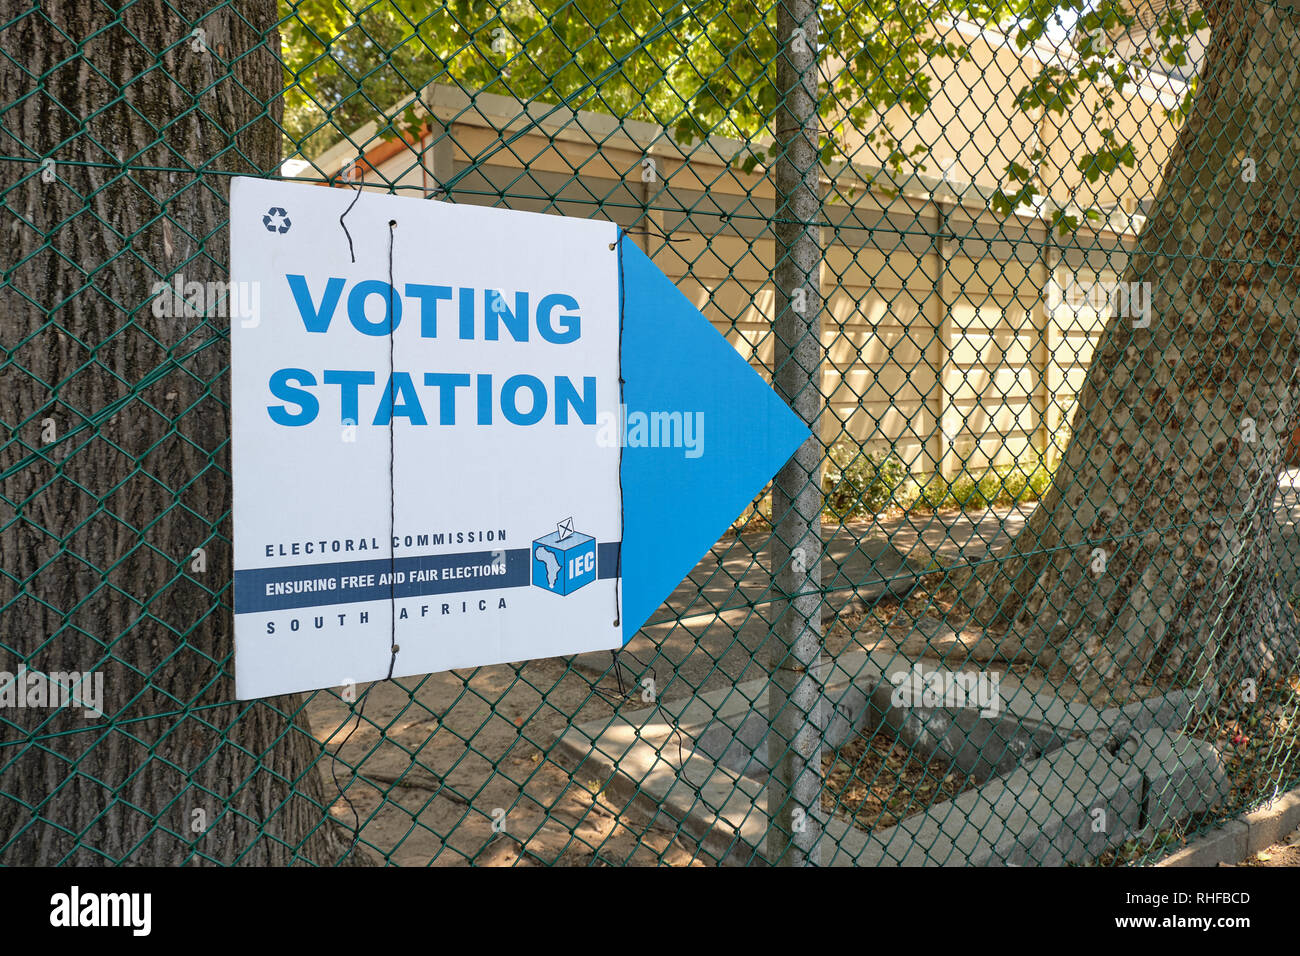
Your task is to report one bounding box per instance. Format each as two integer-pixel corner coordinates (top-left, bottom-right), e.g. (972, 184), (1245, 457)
(308, 655), (710, 865)
(1227, 827), (1300, 867)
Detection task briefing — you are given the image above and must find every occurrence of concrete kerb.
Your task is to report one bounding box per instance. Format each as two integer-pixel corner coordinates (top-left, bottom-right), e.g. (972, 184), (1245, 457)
(1158, 787), (1300, 866)
(552, 649), (893, 863)
(551, 648), (1226, 865)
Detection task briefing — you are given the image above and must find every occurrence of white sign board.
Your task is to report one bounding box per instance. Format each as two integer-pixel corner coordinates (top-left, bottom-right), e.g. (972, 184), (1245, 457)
(230, 178), (622, 699)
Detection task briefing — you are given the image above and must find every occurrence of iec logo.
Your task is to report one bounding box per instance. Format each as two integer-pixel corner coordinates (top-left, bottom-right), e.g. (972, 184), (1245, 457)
(532, 517), (596, 596)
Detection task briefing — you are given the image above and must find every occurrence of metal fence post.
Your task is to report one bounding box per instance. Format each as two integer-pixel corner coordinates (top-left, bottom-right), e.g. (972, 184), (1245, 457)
(767, 0), (826, 867)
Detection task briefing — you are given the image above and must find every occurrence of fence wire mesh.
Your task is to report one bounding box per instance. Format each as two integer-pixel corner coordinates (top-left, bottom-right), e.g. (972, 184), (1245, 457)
(2, 0), (1299, 866)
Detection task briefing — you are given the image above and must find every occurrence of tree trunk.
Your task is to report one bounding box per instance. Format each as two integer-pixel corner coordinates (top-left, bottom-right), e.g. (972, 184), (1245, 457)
(0, 1), (360, 864)
(952, 0), (1300, 702)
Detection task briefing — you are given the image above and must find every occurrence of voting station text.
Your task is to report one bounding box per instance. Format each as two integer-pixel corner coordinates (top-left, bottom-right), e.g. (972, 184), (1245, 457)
(266, 275), (596, 427)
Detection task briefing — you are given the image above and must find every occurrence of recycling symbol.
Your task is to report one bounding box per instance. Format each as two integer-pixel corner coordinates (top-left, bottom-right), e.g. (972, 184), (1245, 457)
(262, 207), (291, 234)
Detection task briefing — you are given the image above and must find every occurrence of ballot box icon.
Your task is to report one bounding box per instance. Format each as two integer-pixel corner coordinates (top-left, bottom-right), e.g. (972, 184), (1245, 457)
(532, 518), (597, 595)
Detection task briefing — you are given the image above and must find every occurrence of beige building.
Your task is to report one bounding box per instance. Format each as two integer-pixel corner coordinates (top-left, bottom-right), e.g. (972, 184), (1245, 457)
(289, 13), (1192, 478)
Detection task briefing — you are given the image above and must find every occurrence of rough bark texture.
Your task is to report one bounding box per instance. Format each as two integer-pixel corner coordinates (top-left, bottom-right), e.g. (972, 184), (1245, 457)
(952, 0), (1300, 701)
(0, 2), (359, 864)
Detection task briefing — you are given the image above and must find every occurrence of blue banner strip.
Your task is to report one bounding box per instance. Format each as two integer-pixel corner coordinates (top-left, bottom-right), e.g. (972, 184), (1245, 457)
(236, 542), (621, 613)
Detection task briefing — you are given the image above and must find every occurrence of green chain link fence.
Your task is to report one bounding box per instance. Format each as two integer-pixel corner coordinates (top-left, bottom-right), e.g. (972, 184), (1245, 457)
(2, 0), (1299, 865)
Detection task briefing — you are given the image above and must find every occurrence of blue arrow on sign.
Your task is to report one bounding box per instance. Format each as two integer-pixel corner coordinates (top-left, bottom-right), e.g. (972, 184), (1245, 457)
(616, 233), (811, 639)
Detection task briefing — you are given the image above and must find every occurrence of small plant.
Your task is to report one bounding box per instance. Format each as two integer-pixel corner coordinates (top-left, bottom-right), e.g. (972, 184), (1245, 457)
(914, 461), (1056, 511)
(822, 443), (917, 517)
(816, 439), (1064, 518)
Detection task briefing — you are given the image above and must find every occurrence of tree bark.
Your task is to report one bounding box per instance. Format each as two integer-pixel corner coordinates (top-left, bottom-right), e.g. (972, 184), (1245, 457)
(0, 1), (360, 864)
(952, 0), (1300, 701)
